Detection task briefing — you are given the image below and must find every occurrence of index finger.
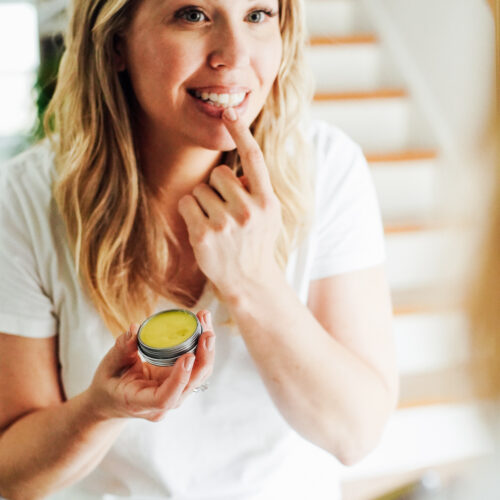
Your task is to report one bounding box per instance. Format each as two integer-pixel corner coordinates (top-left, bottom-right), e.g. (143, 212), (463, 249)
(222, 107), (273, 200)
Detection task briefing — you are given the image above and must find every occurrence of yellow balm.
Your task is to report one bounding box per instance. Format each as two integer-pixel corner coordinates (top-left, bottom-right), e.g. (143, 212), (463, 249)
(140, 310), (198, 348)
(137, 309), (203, 366)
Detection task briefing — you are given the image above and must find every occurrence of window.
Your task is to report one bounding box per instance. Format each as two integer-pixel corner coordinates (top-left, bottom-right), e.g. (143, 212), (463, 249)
(0, 2), (39, 160)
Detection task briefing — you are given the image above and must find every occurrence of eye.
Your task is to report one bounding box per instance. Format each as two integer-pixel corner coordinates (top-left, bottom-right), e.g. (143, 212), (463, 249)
(246, 9), (276, 24)
(176, 8), (208, 24)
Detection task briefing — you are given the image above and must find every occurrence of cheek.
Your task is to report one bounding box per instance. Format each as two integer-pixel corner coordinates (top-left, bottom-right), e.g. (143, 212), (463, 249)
(162, 45), (203, 86)
(128, 39), (199, 104)
(258, 38), (283, 88)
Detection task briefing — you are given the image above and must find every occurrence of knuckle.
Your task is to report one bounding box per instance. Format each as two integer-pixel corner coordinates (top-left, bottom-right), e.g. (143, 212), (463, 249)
(195, 228), (210, 245)
(178, 194), (192, 210)
(243, 148), (263, 165)
(210, 166), (224, 182)
(212, 217), (230, 232)
(237, 207), (252, 225)
(192, 184), (204, 197)
(219, 164), (233, 177)
(261, 194), (279, 211)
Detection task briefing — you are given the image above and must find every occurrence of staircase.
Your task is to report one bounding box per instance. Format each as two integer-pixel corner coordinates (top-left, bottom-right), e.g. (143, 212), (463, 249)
(305, 0), (491, 497)
(5, 1), (493, 498)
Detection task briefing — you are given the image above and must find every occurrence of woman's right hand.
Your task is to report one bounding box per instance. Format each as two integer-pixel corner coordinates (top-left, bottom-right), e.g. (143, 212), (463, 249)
(87, 310), (215, 422)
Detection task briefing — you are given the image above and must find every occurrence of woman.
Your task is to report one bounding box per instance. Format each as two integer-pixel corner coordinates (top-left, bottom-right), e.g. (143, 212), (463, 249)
(0, 0), (398, 498)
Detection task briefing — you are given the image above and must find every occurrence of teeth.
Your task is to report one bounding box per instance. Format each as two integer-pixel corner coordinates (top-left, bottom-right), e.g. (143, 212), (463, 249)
(194, 90), (246, 108)
(228, 94), (244, 106)
(218, 94), (229, 105)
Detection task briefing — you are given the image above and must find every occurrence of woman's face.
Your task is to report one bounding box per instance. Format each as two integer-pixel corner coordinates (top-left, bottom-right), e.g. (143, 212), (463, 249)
(119, 0), (283, 152)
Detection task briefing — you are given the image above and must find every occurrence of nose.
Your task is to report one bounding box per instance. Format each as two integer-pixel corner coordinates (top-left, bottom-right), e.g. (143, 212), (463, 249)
(208, 21), (251, 70)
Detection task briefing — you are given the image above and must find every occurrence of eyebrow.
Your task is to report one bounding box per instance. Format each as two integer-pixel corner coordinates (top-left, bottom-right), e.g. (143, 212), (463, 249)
(156, 0), (278, 14)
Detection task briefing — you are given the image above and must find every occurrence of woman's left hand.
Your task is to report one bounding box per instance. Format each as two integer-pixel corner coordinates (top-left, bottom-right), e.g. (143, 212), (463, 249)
(177, 109), (282, 301)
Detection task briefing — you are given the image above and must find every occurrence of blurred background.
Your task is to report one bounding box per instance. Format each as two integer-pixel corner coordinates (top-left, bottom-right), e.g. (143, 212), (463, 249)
(0, 0), (496, 499)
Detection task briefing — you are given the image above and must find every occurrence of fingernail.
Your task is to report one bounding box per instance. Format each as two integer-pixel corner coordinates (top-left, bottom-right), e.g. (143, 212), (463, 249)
(223, 108), (237, 122)
(184, 356), (195, 371)
(126, 328), (132, 340)
(205, 335), (214, 352)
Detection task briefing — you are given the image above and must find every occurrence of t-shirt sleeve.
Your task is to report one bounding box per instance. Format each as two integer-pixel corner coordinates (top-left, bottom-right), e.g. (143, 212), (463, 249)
(309, 127), (386, 280)
(0, 163), (57, 337)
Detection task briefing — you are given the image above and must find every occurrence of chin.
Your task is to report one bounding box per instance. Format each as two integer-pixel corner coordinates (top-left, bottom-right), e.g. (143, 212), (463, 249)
(194, 131), (238, 152)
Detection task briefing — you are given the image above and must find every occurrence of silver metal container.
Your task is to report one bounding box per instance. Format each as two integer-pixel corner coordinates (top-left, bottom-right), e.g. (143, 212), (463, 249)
(137, 309), (203, 367)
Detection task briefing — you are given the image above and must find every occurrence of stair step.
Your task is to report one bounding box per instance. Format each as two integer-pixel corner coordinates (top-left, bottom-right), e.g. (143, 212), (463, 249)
(312, 96), (414, 152)
(366, 150), (438, 163)
(384, 221), (445, 234)
(339, 403), (493, 480)
(384, 224), (467, 291)
(399, 366), (477, 409)
(305, 0), (371, 37)
(394, 311), (468, 376)
(308, 35), (378, 46)
(392, 289), (467, 380)
(371, 158), (438, 220)
(306, 42), (402, 93)
(341, 457), (488, 500)
(315, 89), (407, 100)
(391, 287), (462, 316)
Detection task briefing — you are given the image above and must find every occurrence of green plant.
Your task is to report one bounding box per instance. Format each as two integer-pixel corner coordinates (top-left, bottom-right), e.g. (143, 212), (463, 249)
(32, 34), (64, 141)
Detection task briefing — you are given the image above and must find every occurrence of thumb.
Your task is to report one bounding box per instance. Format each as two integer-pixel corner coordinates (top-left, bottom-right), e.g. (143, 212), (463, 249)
(103, 324), (140, 377)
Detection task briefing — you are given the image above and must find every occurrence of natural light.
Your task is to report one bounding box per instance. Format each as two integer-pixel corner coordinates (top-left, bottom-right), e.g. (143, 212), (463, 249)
(0, 2), (39, 137)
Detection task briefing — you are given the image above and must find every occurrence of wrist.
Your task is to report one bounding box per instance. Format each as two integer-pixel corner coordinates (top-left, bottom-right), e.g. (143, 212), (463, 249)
(79, 387), (122, 425)
(221, 264), (288, 313)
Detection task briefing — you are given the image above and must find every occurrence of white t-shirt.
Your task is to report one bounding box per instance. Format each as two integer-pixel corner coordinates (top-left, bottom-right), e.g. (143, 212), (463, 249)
(0, 120), (385, 500)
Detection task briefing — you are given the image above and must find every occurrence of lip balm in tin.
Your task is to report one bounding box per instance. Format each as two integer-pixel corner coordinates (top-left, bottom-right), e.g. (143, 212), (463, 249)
(137, 309), (203, 367)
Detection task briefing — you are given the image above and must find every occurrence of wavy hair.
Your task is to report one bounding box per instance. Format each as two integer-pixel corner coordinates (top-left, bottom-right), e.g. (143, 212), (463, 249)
(44, 0), (316, 335)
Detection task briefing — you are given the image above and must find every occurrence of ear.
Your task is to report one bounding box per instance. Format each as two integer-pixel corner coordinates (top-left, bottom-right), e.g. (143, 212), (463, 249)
(113, 35), (126, 72)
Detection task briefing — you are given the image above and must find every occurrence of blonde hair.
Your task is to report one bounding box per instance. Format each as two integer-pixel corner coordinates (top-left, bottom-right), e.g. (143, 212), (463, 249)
(44, 0), (316, 335)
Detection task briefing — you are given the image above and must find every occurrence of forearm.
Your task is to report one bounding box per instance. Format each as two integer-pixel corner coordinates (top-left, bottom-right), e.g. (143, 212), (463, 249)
(0, 390), (126, 500)
(223, 270), (396, 465)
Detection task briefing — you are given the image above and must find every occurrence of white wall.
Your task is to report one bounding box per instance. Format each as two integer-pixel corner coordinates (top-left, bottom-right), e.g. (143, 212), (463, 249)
(363, 0), (494, 160)
(0, 1), (39, 161)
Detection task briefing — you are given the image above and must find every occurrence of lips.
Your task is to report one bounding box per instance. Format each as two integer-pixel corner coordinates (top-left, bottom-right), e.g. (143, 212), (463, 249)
(187, 88), (250, 119)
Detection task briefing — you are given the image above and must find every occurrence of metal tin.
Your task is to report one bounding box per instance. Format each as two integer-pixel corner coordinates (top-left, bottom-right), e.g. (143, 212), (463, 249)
(137, 309), (203, 367)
